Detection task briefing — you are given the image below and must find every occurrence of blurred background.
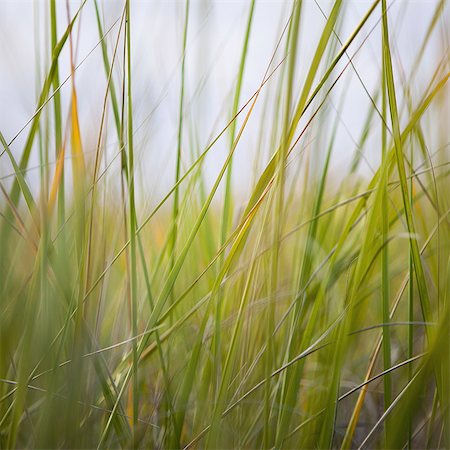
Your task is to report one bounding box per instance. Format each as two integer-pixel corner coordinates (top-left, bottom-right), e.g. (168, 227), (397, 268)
(0, 1), (448, 200)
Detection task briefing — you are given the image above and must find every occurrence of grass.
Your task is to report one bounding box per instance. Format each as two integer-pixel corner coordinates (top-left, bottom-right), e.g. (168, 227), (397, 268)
(0, 0), (449, 448)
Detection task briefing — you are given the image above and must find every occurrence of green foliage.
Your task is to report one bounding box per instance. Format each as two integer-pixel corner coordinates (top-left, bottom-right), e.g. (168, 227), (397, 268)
(0, 1), (449, 448)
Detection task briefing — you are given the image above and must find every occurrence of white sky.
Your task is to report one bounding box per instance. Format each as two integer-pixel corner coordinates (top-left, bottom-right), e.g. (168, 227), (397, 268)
(0, 1), (448, 204)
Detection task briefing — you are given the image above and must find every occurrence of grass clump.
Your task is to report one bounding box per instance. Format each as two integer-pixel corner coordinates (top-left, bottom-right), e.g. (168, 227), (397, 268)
(0, 0), (449, 448)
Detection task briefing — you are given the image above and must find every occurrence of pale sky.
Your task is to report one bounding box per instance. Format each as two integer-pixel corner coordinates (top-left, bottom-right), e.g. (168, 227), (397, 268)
(0, 1), (448, 203)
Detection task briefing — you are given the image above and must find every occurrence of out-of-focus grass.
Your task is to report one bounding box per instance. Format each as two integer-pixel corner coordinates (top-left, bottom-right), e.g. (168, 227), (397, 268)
(0, 0), (449, 448)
